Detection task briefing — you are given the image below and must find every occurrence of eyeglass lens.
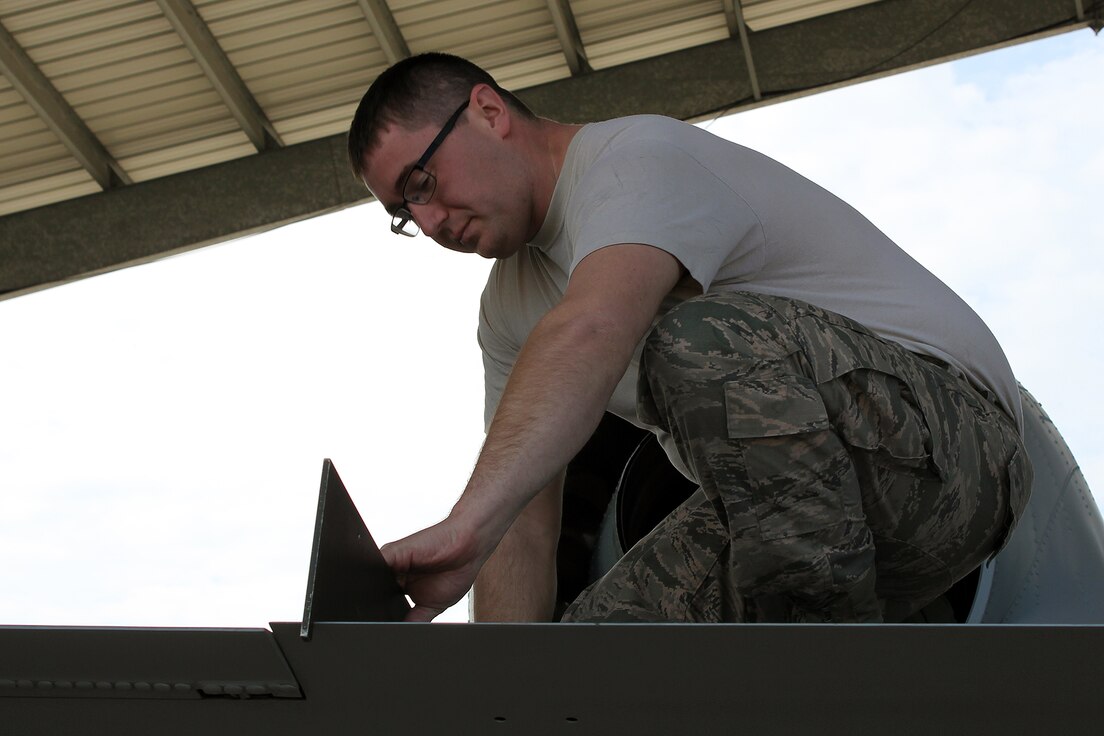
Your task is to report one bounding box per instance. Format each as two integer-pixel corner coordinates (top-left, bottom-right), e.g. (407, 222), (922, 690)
(403, 168), (435, 205)
(392, 209), (418, 236)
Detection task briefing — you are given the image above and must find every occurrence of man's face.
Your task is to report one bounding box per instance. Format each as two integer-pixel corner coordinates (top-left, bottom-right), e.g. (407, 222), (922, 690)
(360, 103), (532, 259)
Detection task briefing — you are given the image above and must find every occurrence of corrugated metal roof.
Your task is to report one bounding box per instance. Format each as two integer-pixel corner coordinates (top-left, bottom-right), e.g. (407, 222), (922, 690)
(2, 0), (1090, 301)
(0, 0), (900, 217)
(574, 0), (728, 70)
(743, 0), (883, 31)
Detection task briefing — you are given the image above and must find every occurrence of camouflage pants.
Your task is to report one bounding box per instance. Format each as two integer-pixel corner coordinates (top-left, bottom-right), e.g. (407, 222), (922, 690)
(563, 292), (1031, 623)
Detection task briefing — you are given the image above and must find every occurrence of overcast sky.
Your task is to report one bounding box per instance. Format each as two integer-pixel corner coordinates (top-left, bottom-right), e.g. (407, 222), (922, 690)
(1, 29), (1101, 628)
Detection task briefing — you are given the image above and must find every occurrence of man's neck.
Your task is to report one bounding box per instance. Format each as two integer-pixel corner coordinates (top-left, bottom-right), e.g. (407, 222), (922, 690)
(526, 119), (583, 239)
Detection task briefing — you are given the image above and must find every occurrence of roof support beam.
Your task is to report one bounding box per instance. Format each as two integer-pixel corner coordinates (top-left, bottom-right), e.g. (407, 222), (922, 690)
(1073, 0), (1084, 20)
(0, 20), (130, 190)
(546, 0), (592, 76)
(154, 0), (282, 151)
(357, 0), (410, 65)
(723, 1), (762, 100)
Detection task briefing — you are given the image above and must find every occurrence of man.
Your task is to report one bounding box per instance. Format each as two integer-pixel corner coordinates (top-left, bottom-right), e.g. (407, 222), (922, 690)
(348, 53), (1031, 624)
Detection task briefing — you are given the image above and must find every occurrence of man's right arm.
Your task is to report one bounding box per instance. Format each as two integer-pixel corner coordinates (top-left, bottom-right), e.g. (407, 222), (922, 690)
(471, 470), (564, 621)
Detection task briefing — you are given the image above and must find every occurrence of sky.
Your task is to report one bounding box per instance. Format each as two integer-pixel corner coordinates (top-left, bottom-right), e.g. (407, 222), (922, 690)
(1, 29), (1101, 628)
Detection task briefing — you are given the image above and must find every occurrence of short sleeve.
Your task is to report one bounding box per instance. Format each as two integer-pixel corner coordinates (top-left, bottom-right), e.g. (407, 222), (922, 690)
(567, 138), (765, 291)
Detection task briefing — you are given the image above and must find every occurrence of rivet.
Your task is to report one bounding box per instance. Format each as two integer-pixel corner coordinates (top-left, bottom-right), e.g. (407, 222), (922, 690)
(224, 684), (244, 695)
(115, 682), (133, 691)
(55, 681), (73, 689)
(17, 680), (34, 689)
(134, 682), (151, 691)
(95, 681), (112, 690)
(245, 685), (266, 695)
(173, 683), (191, 692)
(153, 683), (171, 692)
(0, 680), (15, 689)
(36, 681), (53, 689)
(75, 681), (93, 690)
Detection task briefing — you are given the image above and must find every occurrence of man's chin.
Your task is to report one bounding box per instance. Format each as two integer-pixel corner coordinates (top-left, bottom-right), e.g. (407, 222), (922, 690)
(474, 237), (522, 260)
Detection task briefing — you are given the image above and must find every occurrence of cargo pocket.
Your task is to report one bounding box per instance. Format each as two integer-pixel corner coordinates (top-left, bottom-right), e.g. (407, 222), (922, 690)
(724, 371), (846, 541)
(797, 315), (947, 480)
(826, 368), (936, 473)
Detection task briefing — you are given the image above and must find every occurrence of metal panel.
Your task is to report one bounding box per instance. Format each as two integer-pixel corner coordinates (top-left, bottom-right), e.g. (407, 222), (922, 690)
(394, 0), (571, 89)
(155, 0), (282, 151)
(0, 17), (129, 189)
(0, 0), (254, 192)
(0, 138), (76, 188)
(0, 626), (301, 700)
(0, 1), (165, 47)
(274, 103), (360, 145)
(0, 170), (99, 218)
(743, 0), (887, 31)
(36, 35), (195, 79)
(198, 0), (384, 149)
(1, 622), (1102, 732)
(572, 0), (729, 71)
(120, 136), (255, 183)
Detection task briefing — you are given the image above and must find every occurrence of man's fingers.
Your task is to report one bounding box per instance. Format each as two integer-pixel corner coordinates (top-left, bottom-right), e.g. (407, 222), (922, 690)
(406, 605), (442, 623)
(380, 541), (399, 570)
(381, 538), (416, 573)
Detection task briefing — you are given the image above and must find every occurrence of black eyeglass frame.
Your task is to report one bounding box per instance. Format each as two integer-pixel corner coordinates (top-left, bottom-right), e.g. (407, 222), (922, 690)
(390, 99), (471, 237)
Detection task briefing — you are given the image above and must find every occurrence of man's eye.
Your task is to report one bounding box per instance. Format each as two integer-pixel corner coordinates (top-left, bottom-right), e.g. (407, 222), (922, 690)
(405, 170), (435, 203)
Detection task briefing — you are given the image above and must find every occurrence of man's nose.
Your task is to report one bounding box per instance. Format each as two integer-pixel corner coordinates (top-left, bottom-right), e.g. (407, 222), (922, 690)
(411, 200), (447, 239)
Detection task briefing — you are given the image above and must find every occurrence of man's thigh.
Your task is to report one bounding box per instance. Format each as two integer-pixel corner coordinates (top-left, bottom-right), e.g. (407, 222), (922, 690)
(628, 291), (1029, 620)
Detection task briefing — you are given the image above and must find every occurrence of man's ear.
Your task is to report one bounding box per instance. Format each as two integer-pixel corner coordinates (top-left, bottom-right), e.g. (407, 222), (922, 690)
(469, 83), (511, 139)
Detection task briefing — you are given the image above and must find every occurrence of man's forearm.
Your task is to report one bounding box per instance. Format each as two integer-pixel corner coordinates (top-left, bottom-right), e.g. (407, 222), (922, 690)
(447, 245), (682, 586)
(452, 307), (633, 549)
(471, 471), (564, 622)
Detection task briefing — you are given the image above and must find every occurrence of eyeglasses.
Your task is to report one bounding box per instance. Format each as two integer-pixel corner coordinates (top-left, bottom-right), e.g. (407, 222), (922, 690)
(391, 99), (470, 237)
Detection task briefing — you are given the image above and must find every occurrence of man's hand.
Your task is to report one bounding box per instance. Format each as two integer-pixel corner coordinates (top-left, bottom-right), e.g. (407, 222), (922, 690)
(381, 514), (490, 622)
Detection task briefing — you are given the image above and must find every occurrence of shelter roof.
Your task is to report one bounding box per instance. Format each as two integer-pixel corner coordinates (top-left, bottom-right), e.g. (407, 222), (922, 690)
(0, 0), (1095, 298)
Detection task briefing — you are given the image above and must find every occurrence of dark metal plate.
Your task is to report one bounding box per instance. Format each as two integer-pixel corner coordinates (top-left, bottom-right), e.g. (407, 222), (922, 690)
(300, 459), (409, 638)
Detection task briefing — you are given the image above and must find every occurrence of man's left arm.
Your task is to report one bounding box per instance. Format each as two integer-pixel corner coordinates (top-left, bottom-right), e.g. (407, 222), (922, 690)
(381, 243), (683, 622)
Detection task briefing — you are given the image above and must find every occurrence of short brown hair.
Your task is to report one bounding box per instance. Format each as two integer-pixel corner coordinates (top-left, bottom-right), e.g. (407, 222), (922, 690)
(347, 53), (535, 178)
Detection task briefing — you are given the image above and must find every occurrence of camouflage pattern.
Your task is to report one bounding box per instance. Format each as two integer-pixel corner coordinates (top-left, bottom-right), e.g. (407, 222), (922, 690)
(562, 292), (1032, 623)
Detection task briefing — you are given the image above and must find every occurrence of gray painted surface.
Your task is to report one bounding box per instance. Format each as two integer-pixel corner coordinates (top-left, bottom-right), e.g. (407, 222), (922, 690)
(2, 622), (1103, 733)
(968, 388), (1104, 623)
(0, 0), (1090, 301)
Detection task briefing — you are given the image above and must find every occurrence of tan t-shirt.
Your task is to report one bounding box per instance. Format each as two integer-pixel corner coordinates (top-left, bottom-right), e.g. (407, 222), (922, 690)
(478, 115), (1023, 452)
